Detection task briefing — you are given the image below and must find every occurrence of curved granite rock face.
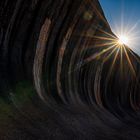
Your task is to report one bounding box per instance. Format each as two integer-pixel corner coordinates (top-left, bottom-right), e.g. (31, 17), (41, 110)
(0, 0), (140, 139)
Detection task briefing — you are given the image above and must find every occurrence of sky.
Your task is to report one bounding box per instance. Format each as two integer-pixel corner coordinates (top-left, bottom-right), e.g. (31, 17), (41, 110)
(99, 0), (140, 55)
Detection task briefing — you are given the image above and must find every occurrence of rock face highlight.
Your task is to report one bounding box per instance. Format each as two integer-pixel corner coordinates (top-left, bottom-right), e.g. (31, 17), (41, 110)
(0, 0), (140, 139)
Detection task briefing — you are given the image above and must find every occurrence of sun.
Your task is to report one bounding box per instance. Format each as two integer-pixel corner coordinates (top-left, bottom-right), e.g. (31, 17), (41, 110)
(117, 35), (129, 45)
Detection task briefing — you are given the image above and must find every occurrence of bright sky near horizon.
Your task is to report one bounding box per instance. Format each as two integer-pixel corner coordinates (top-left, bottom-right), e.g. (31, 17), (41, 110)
(100, 0), (140, 55)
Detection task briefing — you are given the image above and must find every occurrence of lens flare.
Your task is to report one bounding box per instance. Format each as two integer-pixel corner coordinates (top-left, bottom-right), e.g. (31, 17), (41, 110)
(117, 35), (129, 45)
(112, 17), (140, 54)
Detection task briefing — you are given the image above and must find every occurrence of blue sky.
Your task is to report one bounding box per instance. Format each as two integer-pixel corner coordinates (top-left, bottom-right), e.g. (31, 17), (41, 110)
(99, 0), (140, 55)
